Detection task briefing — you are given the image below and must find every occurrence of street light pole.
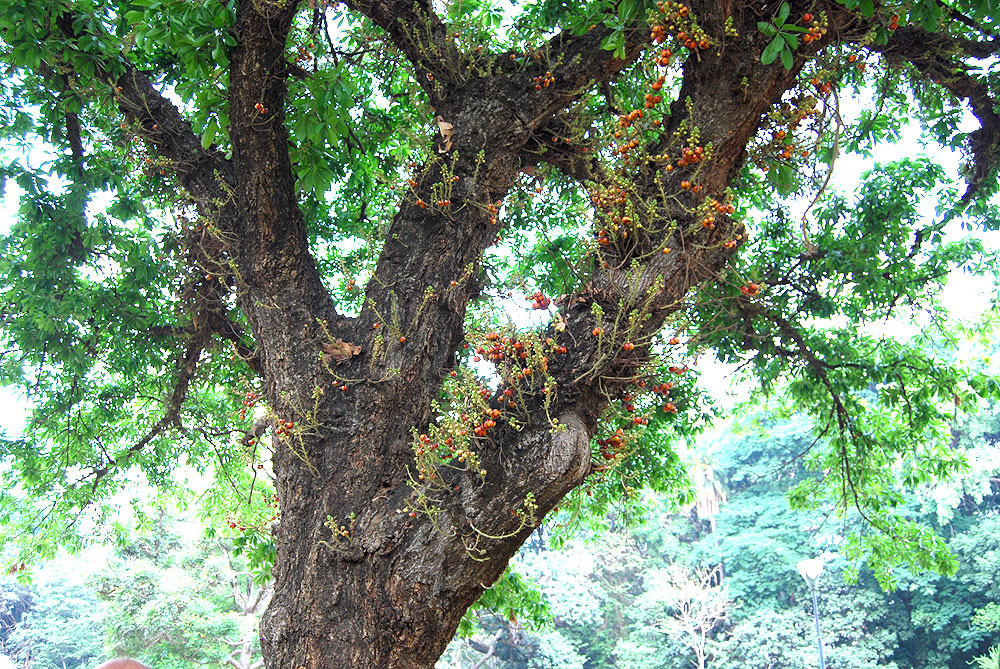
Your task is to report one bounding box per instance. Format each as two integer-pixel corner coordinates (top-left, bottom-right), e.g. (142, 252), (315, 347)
(796, 558), (827, 669)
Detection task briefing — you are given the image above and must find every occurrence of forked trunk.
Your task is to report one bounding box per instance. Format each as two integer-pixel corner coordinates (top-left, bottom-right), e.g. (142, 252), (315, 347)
(229, 2), (844, 666)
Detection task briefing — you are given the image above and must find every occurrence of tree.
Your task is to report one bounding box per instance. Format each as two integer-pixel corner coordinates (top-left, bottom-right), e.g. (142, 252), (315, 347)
(647, 564), (730, 669)
(222, 548), (271, 669)
(0, 0), (998, 667)
(92, 511), (267, 668)
(6, 577), (104, 669)
(0, 577), (32, 661)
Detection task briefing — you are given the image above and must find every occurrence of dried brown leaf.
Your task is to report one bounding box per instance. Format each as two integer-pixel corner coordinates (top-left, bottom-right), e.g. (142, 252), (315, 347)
(436, 115), (454, 153)
(323, 338), (361, 363)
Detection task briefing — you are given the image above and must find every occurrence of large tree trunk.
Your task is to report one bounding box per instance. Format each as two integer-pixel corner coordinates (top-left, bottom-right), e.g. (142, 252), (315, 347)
(216, 1), (858, 667)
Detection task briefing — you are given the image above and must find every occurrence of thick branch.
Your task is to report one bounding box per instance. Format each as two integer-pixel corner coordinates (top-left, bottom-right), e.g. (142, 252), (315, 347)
(53, 11), (238, 232)
(876, 26), (1000, 205)
(64, 109), (84, 166)
(525, 32), (809, 420)
(506, 23), (650, 131)
(229, 0), (305, 262)
(340, 0), (459, 100)
(935, 0), (992, 36)
(226, 0), (342, 406)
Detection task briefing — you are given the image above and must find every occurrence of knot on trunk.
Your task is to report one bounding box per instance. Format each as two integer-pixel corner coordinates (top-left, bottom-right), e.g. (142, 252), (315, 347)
(543, 412), (590, 488)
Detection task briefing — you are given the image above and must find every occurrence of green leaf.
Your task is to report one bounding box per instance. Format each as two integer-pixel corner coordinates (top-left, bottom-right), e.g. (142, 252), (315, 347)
(779, 45), (793, 69)
(777, 2), (790, 25)
(761, 35), (784, 65)
(600, 33), (623, 53)
(618, 0), (638, 22)
(201, 117), (218, 150)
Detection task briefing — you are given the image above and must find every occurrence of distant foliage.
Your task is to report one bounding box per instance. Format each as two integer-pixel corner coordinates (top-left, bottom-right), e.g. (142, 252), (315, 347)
(442, 395), (1000, 667)
(6, 578), (103, 669)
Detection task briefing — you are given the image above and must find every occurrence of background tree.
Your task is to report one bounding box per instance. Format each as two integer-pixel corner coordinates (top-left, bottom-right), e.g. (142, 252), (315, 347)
(1, 0), (999, 667)
(644, 564), (730, 669)
(971, 601), (1000, 669)
(221, 546), (271, 669)
(0, 510), (270, 669)
(92, 511), (266, 669)
(5, 577), (104, 669)
(0, 578), (32, 662)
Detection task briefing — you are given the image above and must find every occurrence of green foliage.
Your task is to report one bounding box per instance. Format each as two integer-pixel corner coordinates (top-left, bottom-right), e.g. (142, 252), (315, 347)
(612, 633), (688, 669)
(713, 609), (814, 668)
(972, 645), (1000, 669)
(973, 602), (1000, 632)
(757, 3), (803, 70)
(689, 151), (1000, 582)
(457, 566), (552, 637)
(96, 560), (237, 669)
(0, 0), (998, 653)
(0, 576), (32, 657)
(89, 509), (265, 668)
(6, 577), (104, 669)
(837, 0), (876, 19)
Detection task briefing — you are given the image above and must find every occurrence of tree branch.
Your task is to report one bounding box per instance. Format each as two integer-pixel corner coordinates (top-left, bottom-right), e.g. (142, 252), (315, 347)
(210, 312), (263, 375)
(47, 8), (266, 393)
(227, 0), (341, 339)
(341, 0), (459, 101)
(85, 327), (210, 492)
(875, 26), (1000, 206)
(935, 0), (999, 39)
(386, 18), (884, 608)
(64, 108), (84, 166)
(467, 627), (504, 669)
(52, 11), (239, 234)
(517, 35), (809, 421)
(505, 22), (649, 131)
